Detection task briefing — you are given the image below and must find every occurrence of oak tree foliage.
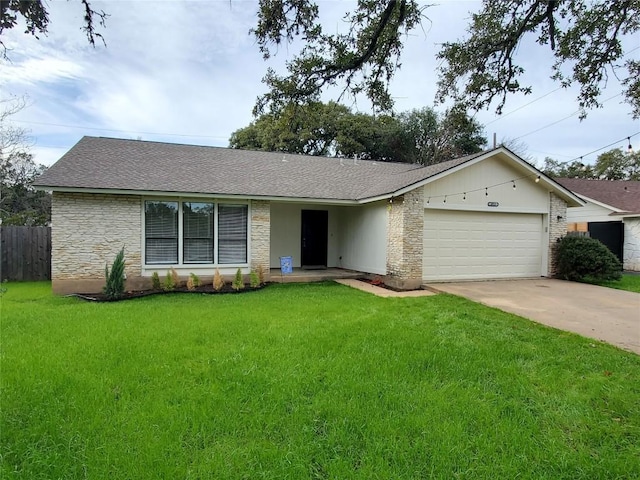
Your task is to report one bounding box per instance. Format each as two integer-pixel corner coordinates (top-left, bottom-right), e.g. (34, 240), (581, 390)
(436, 0), (640, 119)
(229, 101), (486, 164)
(252, 0), (425, 115)
(542, 147), (640, 180)
(0, 0), (107, 56)
(0, 96), (50, 226)
(2, 1), (637, 117)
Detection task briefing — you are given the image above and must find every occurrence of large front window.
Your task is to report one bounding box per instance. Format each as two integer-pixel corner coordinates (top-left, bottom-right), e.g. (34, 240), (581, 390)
(144, 200), (248, 265)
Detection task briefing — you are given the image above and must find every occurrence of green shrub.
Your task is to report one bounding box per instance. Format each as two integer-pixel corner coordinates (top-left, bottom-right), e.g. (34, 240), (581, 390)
(151, 271), (161, 290)
(232, 268), (244, 291)
(556, 235), (622, 282)
(187, 273), (201, 291)
(103, 248), (126, 300)
(249, 270), (260, 288)
(163, 271), (176, 292)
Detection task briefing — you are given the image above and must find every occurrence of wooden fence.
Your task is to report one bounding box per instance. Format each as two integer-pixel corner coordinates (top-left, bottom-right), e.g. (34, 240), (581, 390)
(0, 226), (51, 281)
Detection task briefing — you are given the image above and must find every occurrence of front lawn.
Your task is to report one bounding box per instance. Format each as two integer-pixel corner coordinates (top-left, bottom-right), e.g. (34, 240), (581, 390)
(590, 273), (640, 293)
(2, 282), (639, 479)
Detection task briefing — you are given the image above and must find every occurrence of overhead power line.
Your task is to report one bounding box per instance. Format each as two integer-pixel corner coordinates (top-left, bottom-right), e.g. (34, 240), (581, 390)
(555, 131), (640, 165)
(484, 45), (640, 128)
(512, 91), (624, 141)
(11, 119), (229, 140)
(484, 87), (562, 126)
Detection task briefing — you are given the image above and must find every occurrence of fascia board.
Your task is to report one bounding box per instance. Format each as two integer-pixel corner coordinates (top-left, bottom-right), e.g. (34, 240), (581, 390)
(34, 186), (360, 205)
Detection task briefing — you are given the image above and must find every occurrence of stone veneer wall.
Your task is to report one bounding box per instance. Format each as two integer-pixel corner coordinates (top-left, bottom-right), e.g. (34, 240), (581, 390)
(385, 188), (424, 289)
(548, 192), (568, 276)
(250, 200), (271, 279)
(623, 218), (640, 271)
(51, 192), (142, 293)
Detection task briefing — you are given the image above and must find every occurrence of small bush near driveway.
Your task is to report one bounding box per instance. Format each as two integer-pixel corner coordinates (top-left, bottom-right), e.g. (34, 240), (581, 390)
(556, 235), (622, 282)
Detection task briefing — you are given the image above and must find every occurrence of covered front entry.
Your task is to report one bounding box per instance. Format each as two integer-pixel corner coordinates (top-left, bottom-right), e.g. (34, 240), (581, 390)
(269, 201), (388, 275)
(423, 210), (544, 281)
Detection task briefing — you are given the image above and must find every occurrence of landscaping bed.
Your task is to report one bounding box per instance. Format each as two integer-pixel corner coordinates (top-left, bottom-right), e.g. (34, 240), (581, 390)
(73, 283), (268, 302)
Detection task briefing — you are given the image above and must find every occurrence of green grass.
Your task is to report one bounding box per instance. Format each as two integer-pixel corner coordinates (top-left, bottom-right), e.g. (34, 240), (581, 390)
(589, 273), (640, 293)
(2, 282), (639, 479)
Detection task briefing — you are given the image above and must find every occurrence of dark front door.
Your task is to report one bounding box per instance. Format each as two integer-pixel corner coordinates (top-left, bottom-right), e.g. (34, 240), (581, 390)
(301, 210), (328, 269)
(588, 221), (624, 262)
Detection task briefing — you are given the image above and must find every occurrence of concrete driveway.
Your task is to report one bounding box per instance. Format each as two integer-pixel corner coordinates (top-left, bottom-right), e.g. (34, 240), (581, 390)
(429, 279), (640, 355)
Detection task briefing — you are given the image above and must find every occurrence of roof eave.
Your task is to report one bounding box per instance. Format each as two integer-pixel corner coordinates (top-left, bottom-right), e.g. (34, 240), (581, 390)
(34, 185), (361, 205)
(569, 193), (622, 213)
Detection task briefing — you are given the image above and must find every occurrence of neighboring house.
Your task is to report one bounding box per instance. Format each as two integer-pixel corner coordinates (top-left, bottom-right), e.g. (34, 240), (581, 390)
(555, 178), (640, 271)
(34, 136), (583, 294)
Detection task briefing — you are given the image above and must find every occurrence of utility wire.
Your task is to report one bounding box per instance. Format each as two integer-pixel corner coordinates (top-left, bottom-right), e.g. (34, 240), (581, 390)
(484, 87), (562, 126)
(485, 45), (640, 128)
(512, 91), (624, 141)
(555, 131), (640, 165)
(527, 148), (573, 158)
(10, 119), (229, 140)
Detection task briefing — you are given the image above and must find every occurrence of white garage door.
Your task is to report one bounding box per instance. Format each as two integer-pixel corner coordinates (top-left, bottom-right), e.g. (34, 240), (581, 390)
(423, 210), (544, 281)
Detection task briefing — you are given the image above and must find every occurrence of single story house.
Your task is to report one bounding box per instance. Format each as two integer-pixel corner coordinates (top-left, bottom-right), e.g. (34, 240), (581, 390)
(555, 178), (640, 271)
(34, 136), (583, 294)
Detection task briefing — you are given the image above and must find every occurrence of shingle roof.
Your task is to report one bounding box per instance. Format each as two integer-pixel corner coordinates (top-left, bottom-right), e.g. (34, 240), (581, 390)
(34, 136), (488, 201)
(554, 178), (640, 214)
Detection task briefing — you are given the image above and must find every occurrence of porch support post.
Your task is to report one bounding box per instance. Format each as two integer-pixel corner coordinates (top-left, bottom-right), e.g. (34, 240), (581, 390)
(385, 188), (424, 290)
(548, 192), (567, 277)
(251, 200), (271, 281)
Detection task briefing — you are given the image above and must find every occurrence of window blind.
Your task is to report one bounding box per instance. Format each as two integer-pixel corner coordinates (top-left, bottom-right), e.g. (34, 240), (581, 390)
(183, 202), (214, 263)
(144, 201), (249, 266)
(218, 204), (248, 264)
(145, 201), (178, 264)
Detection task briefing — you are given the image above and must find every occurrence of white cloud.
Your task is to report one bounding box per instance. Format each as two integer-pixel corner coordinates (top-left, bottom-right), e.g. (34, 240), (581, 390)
(0, 55), (83, 85)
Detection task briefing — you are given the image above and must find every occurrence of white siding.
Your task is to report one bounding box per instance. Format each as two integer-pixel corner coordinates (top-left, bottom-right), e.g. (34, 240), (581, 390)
(423, 155), (550, 213)
(566, 200), (617, 223)
(337, 201), (387, 275)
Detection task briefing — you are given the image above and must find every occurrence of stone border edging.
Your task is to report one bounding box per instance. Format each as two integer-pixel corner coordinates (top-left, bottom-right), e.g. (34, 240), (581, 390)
(335, 279), (437, 298)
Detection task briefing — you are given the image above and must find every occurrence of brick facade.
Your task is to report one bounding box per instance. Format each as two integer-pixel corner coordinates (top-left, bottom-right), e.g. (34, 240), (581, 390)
(385, 188), (424, 289)
(51, 192), (143, 293)
(548, 192), (568, 276)
(51, 194), (271, 294)
(250, 200), (271, 280)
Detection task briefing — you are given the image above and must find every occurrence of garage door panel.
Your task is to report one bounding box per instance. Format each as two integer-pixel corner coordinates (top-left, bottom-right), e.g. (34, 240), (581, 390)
(424, 210), (543, 281)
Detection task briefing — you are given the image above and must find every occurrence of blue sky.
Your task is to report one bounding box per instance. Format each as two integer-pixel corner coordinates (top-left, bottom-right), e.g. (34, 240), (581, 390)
(1, 0), (638, 167)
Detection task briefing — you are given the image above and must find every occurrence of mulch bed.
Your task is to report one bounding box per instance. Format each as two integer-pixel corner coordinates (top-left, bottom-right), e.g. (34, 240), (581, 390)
(72, 283), (269, 302)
